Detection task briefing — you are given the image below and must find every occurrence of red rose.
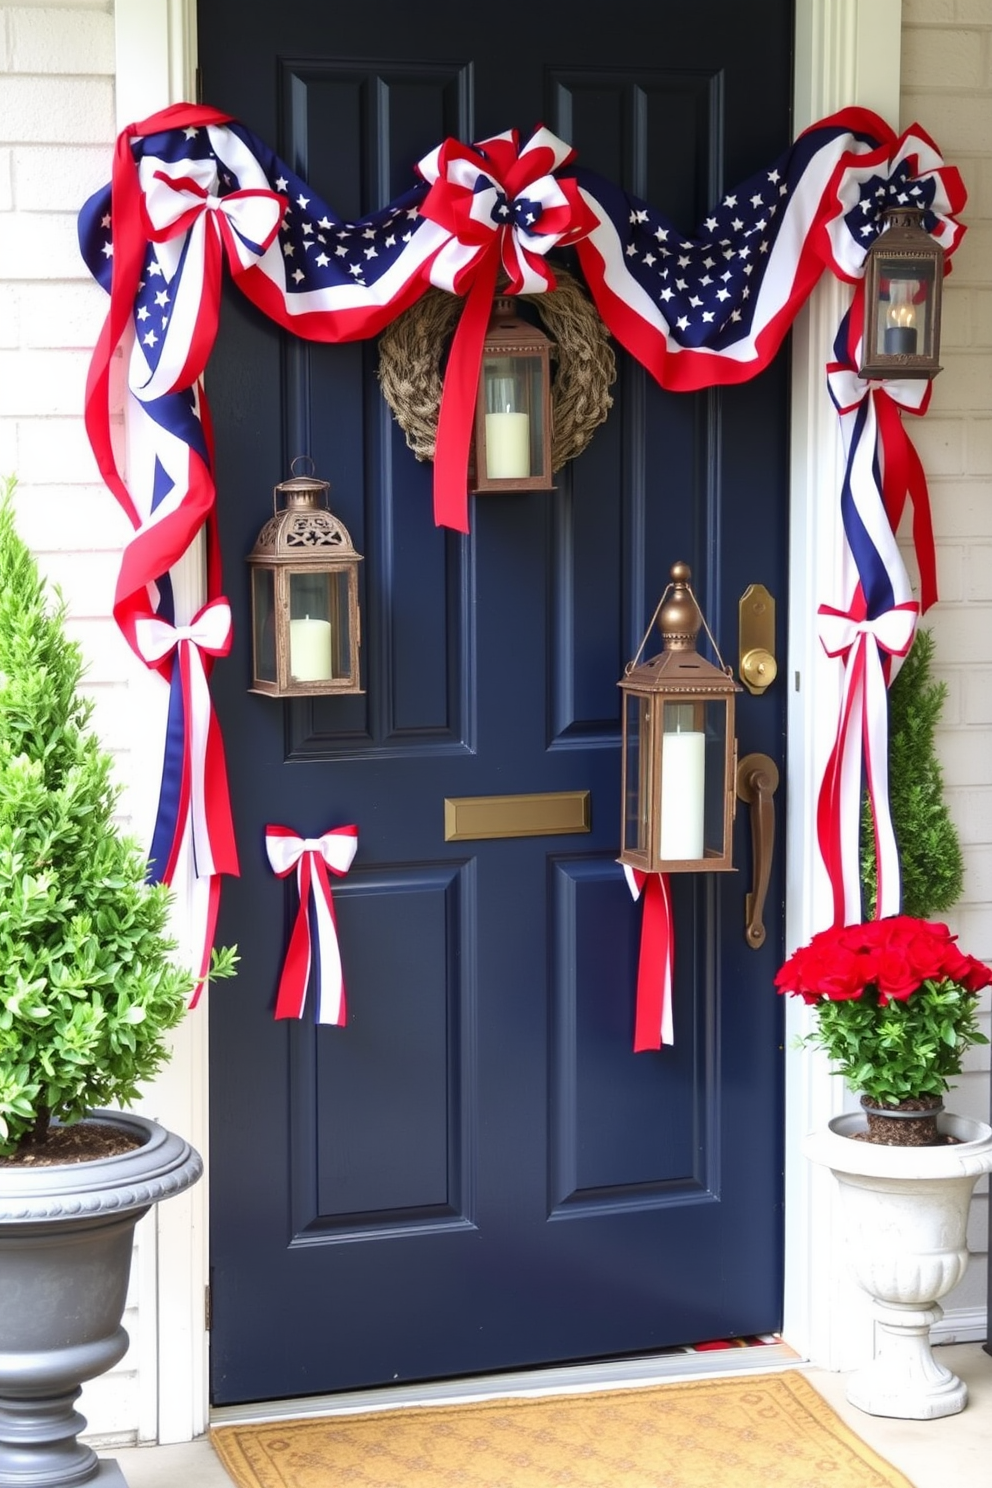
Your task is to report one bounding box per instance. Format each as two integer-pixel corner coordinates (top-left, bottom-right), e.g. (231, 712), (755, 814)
(941, 947), (992, 993)
(797, 943), (868, 1001)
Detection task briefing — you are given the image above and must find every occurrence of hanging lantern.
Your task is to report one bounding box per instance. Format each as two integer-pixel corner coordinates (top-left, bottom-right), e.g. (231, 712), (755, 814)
(246, 461), (363, 697)
(859, 206), (944, 380)
(470, 296), (554, 492)
(618, 562), (741, 873)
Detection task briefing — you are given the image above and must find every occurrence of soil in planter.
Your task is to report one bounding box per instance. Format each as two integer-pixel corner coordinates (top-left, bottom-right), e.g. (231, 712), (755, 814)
(859, 1094), (949, 1146)
(0, 1122), (144, 1167)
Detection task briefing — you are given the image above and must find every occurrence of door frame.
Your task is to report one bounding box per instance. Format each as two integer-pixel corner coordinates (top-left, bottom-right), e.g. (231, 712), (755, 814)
(113, 0), (902, 1439)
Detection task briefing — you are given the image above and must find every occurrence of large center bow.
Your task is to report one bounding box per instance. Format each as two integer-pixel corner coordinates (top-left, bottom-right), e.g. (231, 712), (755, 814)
(265, 824), (359, 1023)
(415, 127), (597, 533)
(816, 594), (919, 926)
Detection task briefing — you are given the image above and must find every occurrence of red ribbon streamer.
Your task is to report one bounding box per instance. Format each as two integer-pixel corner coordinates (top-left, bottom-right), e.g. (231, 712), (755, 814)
(626, 868), (675, 1051)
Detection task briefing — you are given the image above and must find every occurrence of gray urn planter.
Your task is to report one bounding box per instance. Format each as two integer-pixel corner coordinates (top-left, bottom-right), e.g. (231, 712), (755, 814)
(0, 1112), (202, 1487)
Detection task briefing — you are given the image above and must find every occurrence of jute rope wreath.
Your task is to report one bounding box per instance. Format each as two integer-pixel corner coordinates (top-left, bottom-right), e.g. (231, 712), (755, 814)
(377, 267), (616, 472)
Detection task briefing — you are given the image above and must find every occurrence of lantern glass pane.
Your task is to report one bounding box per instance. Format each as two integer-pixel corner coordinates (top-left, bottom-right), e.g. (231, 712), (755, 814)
(702, 699), (730, 859)
(251, 567), (276, 685)
(656, 698), (729, 863)
(288, 571), (336, 682)
(482, 354), (546, 481)
(623, 694), (649, 858)
(873, 259), (936, 360)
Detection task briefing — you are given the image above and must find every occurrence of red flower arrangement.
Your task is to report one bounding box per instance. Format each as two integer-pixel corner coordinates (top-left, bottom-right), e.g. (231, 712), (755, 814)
(776, 916), (992, 1006)
(776, 916), (991, 1112)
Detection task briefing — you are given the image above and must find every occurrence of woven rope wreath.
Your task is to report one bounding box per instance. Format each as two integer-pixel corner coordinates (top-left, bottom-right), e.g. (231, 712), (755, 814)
(377, 267), (616, 472)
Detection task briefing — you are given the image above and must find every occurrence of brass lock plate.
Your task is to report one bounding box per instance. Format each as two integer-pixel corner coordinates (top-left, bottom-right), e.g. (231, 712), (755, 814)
(738, 584), (777, 696)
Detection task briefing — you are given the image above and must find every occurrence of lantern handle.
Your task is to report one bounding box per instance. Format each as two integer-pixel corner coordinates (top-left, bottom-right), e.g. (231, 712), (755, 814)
(290, 454), (317, 478)
(624, 581), (734, 678)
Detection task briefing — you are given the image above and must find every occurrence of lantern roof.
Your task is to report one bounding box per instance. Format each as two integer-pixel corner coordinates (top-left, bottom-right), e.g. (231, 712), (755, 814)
(620, 645), (740, 696)
(247, 474), (361, 567)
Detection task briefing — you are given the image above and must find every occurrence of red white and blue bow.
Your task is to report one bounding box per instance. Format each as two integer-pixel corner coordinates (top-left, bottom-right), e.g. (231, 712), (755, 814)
(623, 868), (675, 1050)
(134, 597), (238, 992)
(265, 824), (358, 1023)
(816, 593), (918, 926)
(417, 127), (597, 531)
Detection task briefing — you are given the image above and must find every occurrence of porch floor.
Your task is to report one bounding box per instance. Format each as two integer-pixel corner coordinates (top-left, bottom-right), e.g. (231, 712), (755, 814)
(108, 1342), (991, 1488)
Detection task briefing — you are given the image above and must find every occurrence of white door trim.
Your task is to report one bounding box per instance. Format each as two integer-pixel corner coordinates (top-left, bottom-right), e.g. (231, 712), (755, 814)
(112, 0), (902, 1436)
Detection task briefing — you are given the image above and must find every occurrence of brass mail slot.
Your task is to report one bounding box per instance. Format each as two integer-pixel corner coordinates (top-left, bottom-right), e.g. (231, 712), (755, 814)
(444, 790), (591, 842)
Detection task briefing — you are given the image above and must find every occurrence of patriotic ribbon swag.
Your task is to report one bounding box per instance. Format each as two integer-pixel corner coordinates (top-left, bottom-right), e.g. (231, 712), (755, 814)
(78, 102), (965, 1037)
(265, 825), (358, 1023)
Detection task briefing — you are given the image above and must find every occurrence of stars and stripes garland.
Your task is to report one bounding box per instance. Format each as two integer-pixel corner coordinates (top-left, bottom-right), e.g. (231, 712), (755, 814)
(77, 101), (965, 1031)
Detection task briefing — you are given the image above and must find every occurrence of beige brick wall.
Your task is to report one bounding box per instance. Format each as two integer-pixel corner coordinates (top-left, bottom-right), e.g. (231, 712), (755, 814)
(902, 0), (992, 1323)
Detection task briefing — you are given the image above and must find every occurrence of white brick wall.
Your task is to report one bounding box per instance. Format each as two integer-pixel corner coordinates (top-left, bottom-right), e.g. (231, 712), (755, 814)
(902, 0), (992, 1324)
(0, 0), (155, 1444)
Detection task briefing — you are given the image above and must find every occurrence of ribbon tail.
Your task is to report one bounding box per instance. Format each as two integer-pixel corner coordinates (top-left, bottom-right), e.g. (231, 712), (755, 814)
(817, 640), (867, 926)
(311, 855), (346, 1026)
(876, 391), (938, 614)
(861, 638), (902, 919)
(633, 873), (674, 1051)
(188, 874), (223, 1008)
(432, 249), (500, 533)
(274, 856), (314, 1019)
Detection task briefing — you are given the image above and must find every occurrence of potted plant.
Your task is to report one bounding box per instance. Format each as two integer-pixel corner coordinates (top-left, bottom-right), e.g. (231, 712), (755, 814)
(0, 481), (234, 1487)
(776, 913), (990, 1145)
(780, 915), (992, 1421)
(778, 918), (992, 1422)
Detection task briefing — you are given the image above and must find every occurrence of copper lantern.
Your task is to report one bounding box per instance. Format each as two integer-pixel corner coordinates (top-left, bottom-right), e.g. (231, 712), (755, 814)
(860, 206), (944, 380)
(247, 463), (363, 697)
(471, 296), (554, 492)
(619, 562), (741, 874)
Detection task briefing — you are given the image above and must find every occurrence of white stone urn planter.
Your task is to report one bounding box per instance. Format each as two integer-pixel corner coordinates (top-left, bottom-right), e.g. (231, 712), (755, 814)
(804, 1111), (992, 1421)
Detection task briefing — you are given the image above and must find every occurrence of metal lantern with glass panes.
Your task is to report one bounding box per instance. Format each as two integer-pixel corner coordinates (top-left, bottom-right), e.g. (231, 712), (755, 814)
(619, 562), (741, 874)
(246, 463), (363, 697)
(471, 296), (554, 492)
(859, 206), (944, 380)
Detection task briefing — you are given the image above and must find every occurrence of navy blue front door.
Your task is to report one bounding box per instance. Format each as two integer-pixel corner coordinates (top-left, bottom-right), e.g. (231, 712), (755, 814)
(202, 0), (791, 1405)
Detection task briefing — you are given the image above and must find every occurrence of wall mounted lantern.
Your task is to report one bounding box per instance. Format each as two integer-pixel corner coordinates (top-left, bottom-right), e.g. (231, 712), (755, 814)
(246, 461), (363, 697)
(618, 562), (741, 874)
(471, 296), (554, 492)
(859, 206), (944, 380)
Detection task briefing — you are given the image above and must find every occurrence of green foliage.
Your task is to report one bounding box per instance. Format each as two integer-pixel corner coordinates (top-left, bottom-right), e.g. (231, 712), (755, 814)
(805, 981), (988, 1105)
(861, 629), (964, 919)
(0, 478), (227, 1154)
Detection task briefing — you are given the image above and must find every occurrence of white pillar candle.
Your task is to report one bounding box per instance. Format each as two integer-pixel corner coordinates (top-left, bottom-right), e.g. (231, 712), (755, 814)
(289, 616), (333, 681)
(484, 411), (530, 479)
(659, 730), (706, 859)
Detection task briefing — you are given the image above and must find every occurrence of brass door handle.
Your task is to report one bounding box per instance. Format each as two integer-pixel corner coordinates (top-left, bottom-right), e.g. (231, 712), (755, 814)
(736, 752), (780, 949)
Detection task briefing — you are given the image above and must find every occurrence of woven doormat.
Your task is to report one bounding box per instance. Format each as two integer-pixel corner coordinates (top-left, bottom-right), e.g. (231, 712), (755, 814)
(211, 1370), (913, 1488)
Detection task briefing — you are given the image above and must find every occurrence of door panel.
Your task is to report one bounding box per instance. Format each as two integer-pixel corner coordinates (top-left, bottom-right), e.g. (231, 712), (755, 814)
(202, 0), (791, 1405)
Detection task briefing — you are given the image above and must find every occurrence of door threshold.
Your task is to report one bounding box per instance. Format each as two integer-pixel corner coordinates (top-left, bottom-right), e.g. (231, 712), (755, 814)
(210, 1340), (804, 1426)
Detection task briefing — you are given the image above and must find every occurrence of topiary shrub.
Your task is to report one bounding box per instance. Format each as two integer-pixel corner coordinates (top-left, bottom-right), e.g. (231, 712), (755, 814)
(861, 627), (964, 921)
(0, 478), (232, 1156)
